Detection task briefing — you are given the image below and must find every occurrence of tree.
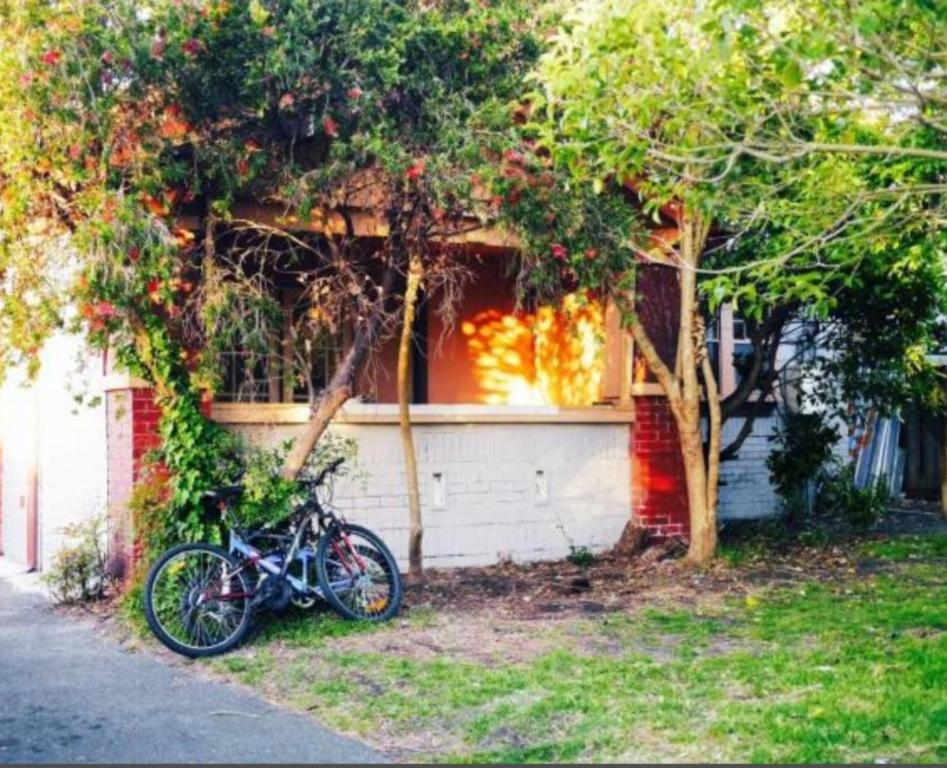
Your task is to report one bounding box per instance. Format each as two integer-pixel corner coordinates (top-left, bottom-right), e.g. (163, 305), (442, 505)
(518, 0), (947, 563)
(398, 252), (424, 577)
(0, 0), (542, 558)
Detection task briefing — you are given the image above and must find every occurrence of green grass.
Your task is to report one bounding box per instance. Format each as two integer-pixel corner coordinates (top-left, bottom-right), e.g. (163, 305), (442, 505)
(207, 535), (947, 763)
(859, 533), (947, 561)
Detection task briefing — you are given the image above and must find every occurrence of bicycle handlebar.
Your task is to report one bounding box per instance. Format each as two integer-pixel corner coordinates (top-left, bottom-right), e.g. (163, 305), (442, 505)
(309, 457), (345, 489)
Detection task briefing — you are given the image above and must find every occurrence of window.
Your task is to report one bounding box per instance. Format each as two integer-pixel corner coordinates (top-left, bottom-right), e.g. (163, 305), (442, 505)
(217, 351), (273, 403)
(289, 314), (345, 403)
(216, 290), (347, 404)
(705, 314), (720, 379)
(732, 314), (758, 388)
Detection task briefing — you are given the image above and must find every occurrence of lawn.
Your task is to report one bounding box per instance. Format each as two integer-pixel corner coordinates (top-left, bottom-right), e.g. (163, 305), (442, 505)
(202, 533), (947, 763)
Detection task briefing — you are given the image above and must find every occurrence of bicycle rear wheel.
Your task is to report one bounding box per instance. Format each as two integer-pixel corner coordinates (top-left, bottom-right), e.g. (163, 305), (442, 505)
(315, 523), (402, 621)
(144, 542), (254, 658)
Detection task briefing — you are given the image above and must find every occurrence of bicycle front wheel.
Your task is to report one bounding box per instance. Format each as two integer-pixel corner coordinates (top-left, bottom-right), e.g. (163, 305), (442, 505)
(315, 523), (402, 621)
(144, 542), (254, 658)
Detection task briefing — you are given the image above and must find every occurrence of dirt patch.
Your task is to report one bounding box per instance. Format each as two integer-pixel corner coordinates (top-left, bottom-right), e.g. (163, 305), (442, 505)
(401, 548), (749, 621)
(328, 611), (565, 664)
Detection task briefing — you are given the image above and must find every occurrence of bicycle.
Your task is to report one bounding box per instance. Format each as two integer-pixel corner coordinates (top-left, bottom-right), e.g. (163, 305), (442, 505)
(143, 458), (402, 658)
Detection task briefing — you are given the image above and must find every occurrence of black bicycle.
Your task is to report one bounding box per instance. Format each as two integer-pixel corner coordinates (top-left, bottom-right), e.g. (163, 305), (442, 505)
(143, 458), (402, 657)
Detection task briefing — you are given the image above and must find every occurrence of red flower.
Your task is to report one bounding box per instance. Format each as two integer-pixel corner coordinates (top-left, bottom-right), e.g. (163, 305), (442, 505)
(147, 278), (161, 298)
(504, 148), (525, 164)
(585, 247), (598, 260)
(405, 159), (426, 180)
(41, 50), (62, 67)
(128, 247), (141, 263)
(278, 93), (295, 110)
(346, 86), (363, 101)
(68, 143), (83, 161)
(181, 38), (203, 57)
(236, 158), (250, 177)
(100, 51), (114, 66)
(322, 115), (339, 138)
(551, 243), (568, 262)
(95, 301), (117, 318)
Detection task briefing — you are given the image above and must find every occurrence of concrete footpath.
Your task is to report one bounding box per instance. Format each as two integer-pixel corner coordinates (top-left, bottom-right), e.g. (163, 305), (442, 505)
(0, 564), (384, 764)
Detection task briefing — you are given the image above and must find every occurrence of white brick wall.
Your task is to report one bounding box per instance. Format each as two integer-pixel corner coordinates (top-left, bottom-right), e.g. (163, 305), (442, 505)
(717, 414), (781, 521)
(226, 421), (632, 568)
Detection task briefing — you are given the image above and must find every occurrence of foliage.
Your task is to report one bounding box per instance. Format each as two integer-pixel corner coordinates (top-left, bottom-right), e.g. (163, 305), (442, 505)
(503, 0), (947, 560)
(523, 0), (947, 355)
(766, 411), (840, 517)
(566, 546), (596, 568)
(818, 463), (890, 529)
(235, 433), (358, 529)
(0, 0), (544, 563)
(42, 515), (113, 603)
(126, 460), (176, 564)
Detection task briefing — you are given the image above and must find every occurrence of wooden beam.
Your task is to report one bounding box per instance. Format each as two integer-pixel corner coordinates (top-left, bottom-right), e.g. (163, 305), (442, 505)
(219, 201), (519, 249)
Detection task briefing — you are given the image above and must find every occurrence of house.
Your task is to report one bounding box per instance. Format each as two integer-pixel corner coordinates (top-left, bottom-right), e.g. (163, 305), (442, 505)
(0, 202), (790, 573)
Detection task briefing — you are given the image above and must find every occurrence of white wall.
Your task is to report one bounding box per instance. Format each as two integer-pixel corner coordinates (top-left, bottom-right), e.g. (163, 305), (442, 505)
(0, 334), (107, 570)
(0, 370), (36, 564)
(228, 420), (633, 568)
(717, 413), (782, 521)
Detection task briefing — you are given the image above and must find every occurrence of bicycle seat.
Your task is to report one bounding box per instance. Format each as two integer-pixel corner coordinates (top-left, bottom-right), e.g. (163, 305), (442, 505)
(201, 485), (244, 504)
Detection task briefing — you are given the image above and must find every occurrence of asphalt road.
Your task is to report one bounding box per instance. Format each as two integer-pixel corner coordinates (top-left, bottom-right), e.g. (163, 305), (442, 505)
(0, 571), (384, 764)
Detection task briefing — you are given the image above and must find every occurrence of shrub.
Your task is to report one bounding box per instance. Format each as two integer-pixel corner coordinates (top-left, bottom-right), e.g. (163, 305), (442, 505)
(767, 411), (840, 519)
(235, 434), (359, 529)
(818, 463), (890, 529)
(43, 515), (112, 603)
(127, 461), (175, 566)
(567, 546), (596, 567)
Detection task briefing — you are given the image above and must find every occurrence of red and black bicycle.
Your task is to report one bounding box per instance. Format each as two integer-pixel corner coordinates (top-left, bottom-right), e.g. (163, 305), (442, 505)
(143, 458), (402, 657)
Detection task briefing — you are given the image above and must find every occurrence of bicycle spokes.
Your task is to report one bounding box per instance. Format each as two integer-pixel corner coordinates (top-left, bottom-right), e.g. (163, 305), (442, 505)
(323, 534), (393, 618)
(150, 549), (251, 652)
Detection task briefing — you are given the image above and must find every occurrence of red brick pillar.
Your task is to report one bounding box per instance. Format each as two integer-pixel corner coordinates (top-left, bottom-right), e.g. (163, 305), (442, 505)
(631, 396), (690, 538)
(105, 384), (160, 578)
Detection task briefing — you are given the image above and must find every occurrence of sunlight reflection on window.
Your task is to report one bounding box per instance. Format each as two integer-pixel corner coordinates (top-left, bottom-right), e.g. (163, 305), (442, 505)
(462, 294), (604, 406)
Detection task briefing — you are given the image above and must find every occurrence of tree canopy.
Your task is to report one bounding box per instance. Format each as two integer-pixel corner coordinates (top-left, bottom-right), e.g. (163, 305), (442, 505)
(512, 0), (947, 560)
(0, 0), (544, 554)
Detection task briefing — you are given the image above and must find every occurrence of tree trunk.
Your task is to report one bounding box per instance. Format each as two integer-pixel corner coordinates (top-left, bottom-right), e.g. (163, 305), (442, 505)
(398, 253), (424, 577)
(621, 204), (718, 565)
(281, 267), (397, 480)
(699, 349), (721, 560)
(677, 208), (716, 564)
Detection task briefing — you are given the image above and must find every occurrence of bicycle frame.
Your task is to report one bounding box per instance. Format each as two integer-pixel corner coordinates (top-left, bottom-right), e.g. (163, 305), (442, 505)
(224, 495), (354, 601)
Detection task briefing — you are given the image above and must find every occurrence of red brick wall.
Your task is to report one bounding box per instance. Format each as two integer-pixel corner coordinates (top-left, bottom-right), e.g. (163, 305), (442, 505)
(106, 388), (214, 576)
(131, 389), (162, 478)
(631, 396), (690, 538)
(107, 387), (161, 578)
